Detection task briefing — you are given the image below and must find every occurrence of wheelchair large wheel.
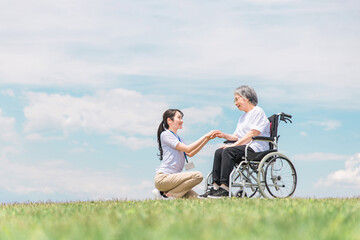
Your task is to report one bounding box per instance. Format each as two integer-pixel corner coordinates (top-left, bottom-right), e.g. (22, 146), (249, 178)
(265, 156), (297, 198)
(257, 152), (297, 198)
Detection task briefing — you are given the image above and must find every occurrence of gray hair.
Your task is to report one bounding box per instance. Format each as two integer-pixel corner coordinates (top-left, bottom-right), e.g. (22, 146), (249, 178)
(234, 85), (258, 106)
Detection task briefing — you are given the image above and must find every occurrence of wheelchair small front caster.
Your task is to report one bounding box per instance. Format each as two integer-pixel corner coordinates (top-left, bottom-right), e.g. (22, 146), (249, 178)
(235, 190), (248, 198)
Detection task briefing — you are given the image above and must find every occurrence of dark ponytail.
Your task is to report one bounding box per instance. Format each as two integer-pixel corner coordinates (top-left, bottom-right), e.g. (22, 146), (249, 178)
(157, 109), (183, 160)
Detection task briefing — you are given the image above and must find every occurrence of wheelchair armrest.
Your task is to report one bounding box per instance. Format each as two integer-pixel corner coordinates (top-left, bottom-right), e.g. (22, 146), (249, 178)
(224, 140), (236, 144)
(252, 136), (274, 142)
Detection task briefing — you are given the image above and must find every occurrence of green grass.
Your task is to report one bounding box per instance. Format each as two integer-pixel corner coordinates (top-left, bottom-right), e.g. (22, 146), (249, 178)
(1, 198), (360, 240)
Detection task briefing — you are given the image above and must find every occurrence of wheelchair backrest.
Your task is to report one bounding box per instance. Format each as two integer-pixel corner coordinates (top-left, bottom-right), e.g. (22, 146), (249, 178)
(267, 112), (292, 149)
(268, 114), (279, 149)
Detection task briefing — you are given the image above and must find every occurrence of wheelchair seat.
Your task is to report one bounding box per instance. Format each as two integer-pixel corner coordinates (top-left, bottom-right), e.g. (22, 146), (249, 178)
(247, 149), (278, 161)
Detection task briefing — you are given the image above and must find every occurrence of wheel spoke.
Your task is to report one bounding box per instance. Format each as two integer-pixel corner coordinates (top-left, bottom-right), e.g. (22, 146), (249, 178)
(264, 156), (297, 198)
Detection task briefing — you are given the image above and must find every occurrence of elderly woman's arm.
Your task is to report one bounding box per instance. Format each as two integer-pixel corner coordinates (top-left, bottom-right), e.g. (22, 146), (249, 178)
(216, 132), (238, 141)
(223, 129), (260, 148)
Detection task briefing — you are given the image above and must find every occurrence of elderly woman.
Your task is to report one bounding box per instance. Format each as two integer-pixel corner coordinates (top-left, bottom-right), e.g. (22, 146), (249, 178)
(199, 85), (270, 198)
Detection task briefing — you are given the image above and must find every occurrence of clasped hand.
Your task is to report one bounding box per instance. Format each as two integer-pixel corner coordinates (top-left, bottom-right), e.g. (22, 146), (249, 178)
(206, 131), (233, 149)
(206, 130), (223, 139)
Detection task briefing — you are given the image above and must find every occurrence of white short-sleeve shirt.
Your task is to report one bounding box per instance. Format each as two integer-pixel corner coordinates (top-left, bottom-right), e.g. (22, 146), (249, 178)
(233, 106), (270, 152)
(156, 130), (186, 174)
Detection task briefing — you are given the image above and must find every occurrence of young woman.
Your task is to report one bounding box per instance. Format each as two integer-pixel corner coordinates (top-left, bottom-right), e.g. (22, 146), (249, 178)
(154, 109), (219, 199)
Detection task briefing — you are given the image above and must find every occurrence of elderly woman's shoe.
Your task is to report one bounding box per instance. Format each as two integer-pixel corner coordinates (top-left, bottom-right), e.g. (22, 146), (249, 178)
(198, 187), (217, 199)
(208, 188), (229, 198)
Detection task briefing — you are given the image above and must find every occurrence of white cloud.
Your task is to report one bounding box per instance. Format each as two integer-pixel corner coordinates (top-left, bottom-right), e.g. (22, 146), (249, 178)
(109, 135), (156, 150)
(315, 153), (360, 189)
(182, 106), (223, 126)
(0, 1), (359, 109)
(0, 89), (15, 97)
(69, 148), (86, 154)
(0, 49), (124, 87)
(300, 131), (307, 136)
(321, 121), (342, 130)
(0, 109), (18, 142)
(0, 146), (20, 162)
(248, 0), (299, 3)
(25, 133), (67, 141)
(68, 142), (95, 153)
(23, 89), (224, 143)
(23, 89), (168, 137)
(303, 120), (342, 130)
(292, 152), (350, 161)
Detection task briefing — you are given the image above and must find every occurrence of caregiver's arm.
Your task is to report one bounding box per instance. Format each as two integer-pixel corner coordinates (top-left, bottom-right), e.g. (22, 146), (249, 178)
(175, 130), (220, 155)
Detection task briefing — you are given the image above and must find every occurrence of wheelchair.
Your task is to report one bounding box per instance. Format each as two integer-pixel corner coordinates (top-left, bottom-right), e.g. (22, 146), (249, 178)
(204, 112), (297, 198)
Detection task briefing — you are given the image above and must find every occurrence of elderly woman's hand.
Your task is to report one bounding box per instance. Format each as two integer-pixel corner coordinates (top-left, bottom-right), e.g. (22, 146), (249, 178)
(207, 130), (221, 139)
(214, 131), (225, 138)
(205, 130), (220, 139)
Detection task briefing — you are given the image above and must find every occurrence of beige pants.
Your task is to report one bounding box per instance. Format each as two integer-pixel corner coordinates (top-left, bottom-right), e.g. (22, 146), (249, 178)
(154, 171), (203, 198)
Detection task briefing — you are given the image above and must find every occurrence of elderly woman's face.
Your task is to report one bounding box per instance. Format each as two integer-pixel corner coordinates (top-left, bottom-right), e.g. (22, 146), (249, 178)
(234, 94), (248, 111)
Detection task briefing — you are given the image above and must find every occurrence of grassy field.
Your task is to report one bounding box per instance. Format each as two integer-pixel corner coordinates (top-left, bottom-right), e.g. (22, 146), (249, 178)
(1, 198), (359, 240)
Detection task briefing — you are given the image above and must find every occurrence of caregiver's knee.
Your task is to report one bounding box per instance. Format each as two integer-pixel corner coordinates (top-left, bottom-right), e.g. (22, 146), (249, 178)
(193, 171), (203, 183)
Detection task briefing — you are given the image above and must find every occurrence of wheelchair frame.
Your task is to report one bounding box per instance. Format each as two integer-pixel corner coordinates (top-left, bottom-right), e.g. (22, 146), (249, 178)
(205, 112), (297, 198)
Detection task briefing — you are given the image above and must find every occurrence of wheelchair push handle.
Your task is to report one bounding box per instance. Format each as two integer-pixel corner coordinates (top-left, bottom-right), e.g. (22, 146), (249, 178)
(282, 113), (292, 118)
(279, 112), (292, 123)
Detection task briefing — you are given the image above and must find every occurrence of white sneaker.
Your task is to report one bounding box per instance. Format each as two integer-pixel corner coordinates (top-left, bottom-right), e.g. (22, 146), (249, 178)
(152, 189), (176, 200)
(161, 196), (176, 200)
(152, 189), (162, 200)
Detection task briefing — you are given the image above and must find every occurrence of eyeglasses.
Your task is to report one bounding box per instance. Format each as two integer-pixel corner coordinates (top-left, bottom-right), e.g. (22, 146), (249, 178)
(234, 96), (244, 103)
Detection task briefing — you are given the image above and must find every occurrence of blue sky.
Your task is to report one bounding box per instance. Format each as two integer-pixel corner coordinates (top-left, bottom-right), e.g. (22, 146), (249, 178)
(0, 0), (359, 202)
